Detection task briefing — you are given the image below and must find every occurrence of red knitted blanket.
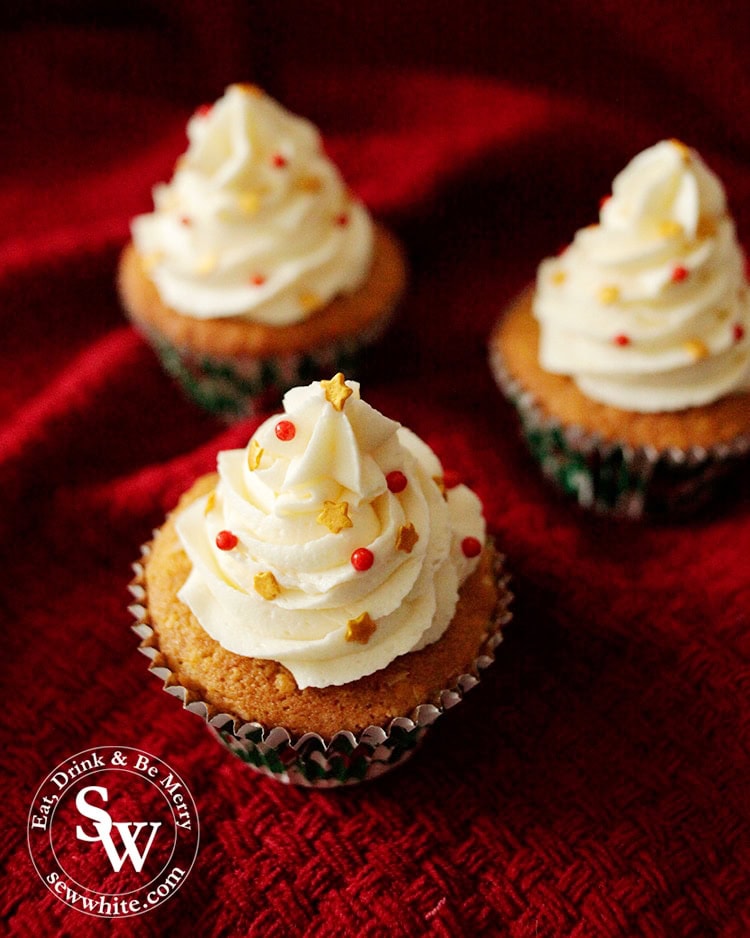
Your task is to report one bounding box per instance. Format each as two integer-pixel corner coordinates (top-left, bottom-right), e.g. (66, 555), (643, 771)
(3, 3), (749, 935)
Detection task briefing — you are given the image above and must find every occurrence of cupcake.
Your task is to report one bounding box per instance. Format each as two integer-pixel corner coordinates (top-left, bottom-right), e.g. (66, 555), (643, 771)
(118, 84), (406, 420)
(490, 140), (750, 517)
(129, 375), (511, 786)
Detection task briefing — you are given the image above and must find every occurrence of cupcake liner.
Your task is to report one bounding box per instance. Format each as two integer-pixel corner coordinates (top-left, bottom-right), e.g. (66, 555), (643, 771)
(489, 344), (750, 518)
(128, 542), (512, 788)
(137, 304), (395, 422)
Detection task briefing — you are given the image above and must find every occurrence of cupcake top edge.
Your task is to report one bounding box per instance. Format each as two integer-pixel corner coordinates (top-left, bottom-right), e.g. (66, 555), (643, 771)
(534, 139), (750, 412)
(174, 375), (487, 690)
(131, 83), (374, 327)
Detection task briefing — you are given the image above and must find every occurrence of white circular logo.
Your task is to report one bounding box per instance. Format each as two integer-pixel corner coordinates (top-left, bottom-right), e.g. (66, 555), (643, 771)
(27, 747), (200, 917)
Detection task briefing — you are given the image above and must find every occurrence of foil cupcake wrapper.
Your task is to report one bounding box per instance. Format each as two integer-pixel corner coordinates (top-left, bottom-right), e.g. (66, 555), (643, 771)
(128, 542), (512, 788)
(137, 303), (395, 422)
(489, 343), (750, 519)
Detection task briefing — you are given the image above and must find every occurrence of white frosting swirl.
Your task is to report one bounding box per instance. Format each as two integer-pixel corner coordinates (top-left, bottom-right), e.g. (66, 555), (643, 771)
(131, 84), (374, 326)
(175, 378), (486, 689)
(534, 140), (750, 411)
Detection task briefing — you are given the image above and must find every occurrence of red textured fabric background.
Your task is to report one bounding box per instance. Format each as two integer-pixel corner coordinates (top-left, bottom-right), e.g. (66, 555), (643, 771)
(2, 3), (750, 936)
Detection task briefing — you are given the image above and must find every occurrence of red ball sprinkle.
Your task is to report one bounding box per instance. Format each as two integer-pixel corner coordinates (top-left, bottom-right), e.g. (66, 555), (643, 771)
(614, 334), (631, 346)
(250, 274), (266, 286)
(275, 420), (296, 441)
(461, 536), (482, 559)
(671, 265), (689, 282)
(734, 323), (746, 342)
(216, 530), (238, 551)
(195, 103), (213, 118)
(386, 470), (408, 493)
(351, 548), (374, 571)
(271, 153), (288, 168)
(335, 213), (350, 226)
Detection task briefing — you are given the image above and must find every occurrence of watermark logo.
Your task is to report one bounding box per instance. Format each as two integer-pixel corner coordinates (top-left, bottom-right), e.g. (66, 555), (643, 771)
(28, 747), (199, 917)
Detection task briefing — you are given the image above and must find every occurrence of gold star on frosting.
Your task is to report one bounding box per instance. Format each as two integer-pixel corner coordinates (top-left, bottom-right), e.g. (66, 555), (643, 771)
(195, 253), (218, 275)
(142, 251), (164, 274)
(598, 285), (620, 305)
(295, 175), (322, 193)
(248, 439), (264, 471)
(669, 138), (692, 162)
(683, 338), (709, 361)
(658, 220), (683, 239)
(204, 490), (216, 515)
(697, 216), (716, 240)
(432, 475), (446, 497)
(317, 500), (352, 534)
(321, 373), (353, 411)
(238, 191), (261, 215)
(551, 270), (567, 285)
(299, 290), (323, 314)
(254, 571), (281, 600)
(345, 611), (377, 644)
(234, 82), (264, 97)
(395, 522), (419, 554)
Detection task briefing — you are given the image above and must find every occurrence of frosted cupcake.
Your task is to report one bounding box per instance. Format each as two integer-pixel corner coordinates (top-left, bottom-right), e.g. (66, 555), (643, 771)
(118, 85), (406, 420)
(490, 140), (750, 517)
(129, 376), (511, 786)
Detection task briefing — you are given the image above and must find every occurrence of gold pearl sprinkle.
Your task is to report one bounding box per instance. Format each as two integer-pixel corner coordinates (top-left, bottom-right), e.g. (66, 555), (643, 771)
(254, 571), (280, 600)
(551, 270), (567, 286)
(195, 253), (218, 275)
(683, 339), (709, 361)
(598, 285), (620, 305)
(248, 439), (264, 471)
(345, 611), (377, 645)
(658, 220), (684, 239)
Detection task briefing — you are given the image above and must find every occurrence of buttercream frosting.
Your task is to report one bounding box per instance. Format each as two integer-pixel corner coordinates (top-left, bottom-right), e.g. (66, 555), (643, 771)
(534, 140), (750, 411)
(131, 84), (374, 326)
(175, 377), (486, 689)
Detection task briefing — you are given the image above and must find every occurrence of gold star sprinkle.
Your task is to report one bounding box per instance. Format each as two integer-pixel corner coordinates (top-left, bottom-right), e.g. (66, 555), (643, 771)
(321, 373), (353, 411)
(598, 285), (620, 305)
(299, 290), (323, 314)
(317, 500), (352, 534)
(248, 439), (264, 471)
(669, 138), (692, 162)
(658, 220), (683, 239)
(254, 571), (281, 600)
(204, 490), (216, 515)
(432, 475), (446, 497)
(345, 611), (377, 644)
(551, 270), (567, 285)
(195, 253), (218, 275)
(233, 82), (264, 97)
(295, 175), (323, 193)
(683, 339), (709, 361)
(141, 252), (164, 274)
(238, 191), (261, 215)
(697, 216), (716, 239)
(395, 522), (419, 553)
